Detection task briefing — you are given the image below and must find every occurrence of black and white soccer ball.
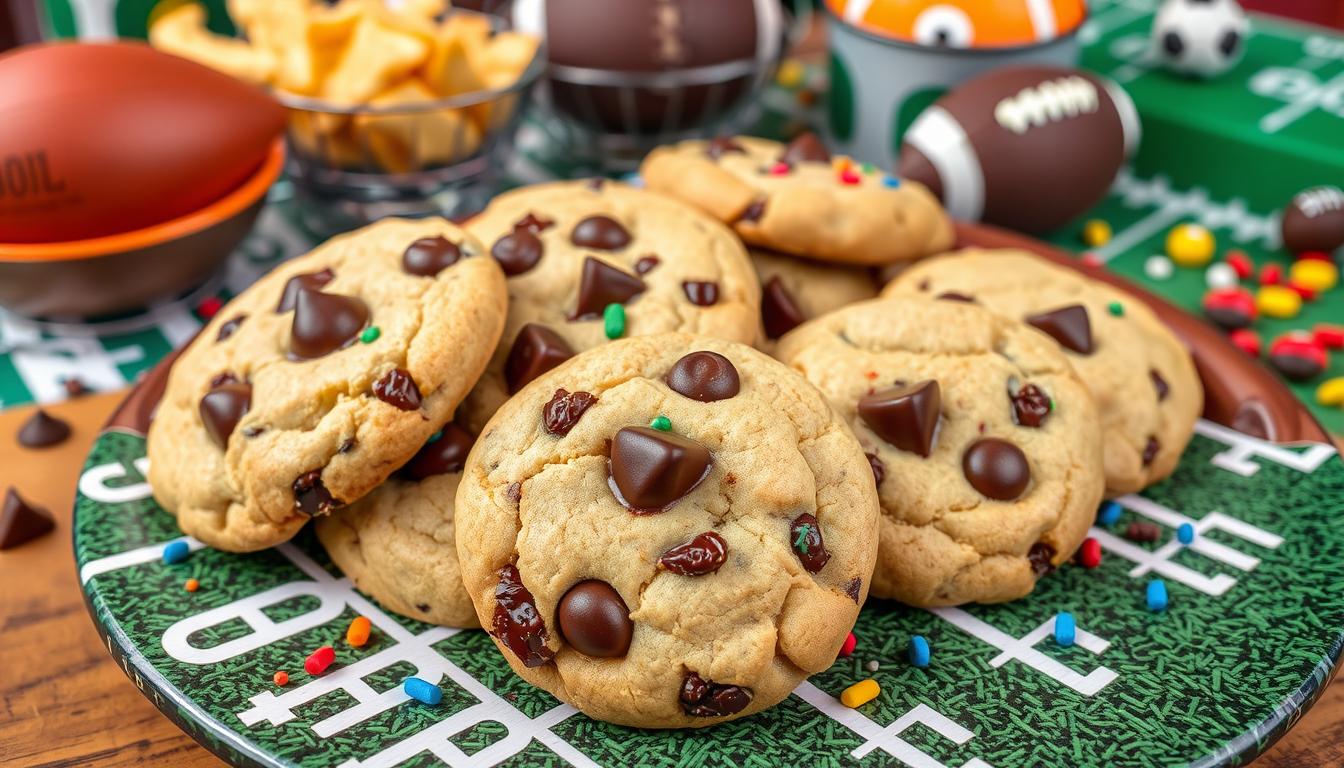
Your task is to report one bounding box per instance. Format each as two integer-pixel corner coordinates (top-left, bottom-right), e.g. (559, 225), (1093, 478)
(1151, 0), (1249, 78)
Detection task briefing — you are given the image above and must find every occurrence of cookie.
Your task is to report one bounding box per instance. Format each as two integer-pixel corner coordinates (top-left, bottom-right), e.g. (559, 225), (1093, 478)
(640, 133), (954, 266)
(316, 422), (479, 628)
(750, 247), (879, 345)
(147, 218), (507, 552)
(458, 180), (760, 433)
(775, 297), (1105, 606)
(454, 333), (878, 727)
(884, 249), (1202, 495)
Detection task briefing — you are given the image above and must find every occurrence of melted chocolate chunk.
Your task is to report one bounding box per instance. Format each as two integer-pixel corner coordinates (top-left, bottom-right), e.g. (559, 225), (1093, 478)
(505, 324), (575, 394)
(542, 389), (597, 436)
(844, 576), (863, 604)
(17, 409), (71, 448)
(403, 423), (475, 480)
(866, 451), (886, 487)
(402, 236), (462, 276)
(289, 289), (369, 360)
(216, 314), (247, 342)
(761, 276), (806, 339)
(514, 213), (554, 234)
(1025, 305), (1093, 355)
(634, 255), (660, 275)
(492, 564), (554, 667)
(705, 136), (746, 160)
(936, 291), (976, 303)
(778, 131), (830, 165)
(962, 438), (1031, 500)
(1143, 436), (1160, 466)
(492, 229), (544, 276)
(372, 368), (422, 411)
(556, 580), (632, 658)
(682, 281), (719, 306)
(0, 488), (54, 549)
(210, 371), (239, 388)
(571, 215), (631, 251)
(681, 672), (753, 717)
(1010, 383), (1051, 428)
(739, 199), (766, 223)
(609, 427), (712, 512)
(658, 531), (728, 576)
(276, 268), (335, 313)
(665, 351), (740, 402)
(1028, 542), (1056, 576)
(338, 438), (357, 453)
(1151, 369), (1170, 401)
(858, 380), (941, 457)
(199, 382), (251, 449)
(571, 257), (645, 319)
(293, 470), (341, 517)
(790, 512), (831, 573)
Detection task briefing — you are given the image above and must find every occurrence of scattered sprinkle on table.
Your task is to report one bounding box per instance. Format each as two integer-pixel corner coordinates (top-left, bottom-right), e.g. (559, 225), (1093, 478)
(1147, 580), (1169, 612)
(403, 677), (443, 705)
(273, 671), (289, 686)
(346, 616), (372, 647)
(162, 540), (189, 564)
(184, 578), (199, 592)
(908, 635), (930, 668)
(649, 415), (672, 431)
(1144, 255), (1174, 281)
(865, 660), (880, 673)
(1097, 500), (1122, 526)
(359, 326), (381, 344)
(603, 303), (625, 339)
(1177, 523), (1196, 545)
(305, 646), (335, 675)
(1081, 219), (1112, 247)
(839, 631), (856, 658)
(1257, 285), (1302, 319)
(1054, 612), (1076, 646)
(840, 679), (880, 708)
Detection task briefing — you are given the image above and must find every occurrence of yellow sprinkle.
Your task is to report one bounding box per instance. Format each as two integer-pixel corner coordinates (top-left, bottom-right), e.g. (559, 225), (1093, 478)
(1081, 219), (1112, 247)
(840, 678), (880, 708)
(776, 58), (805, 88)
(1317, 377), (1344, 407)
(1165, 223), (1216, 268)
(1256, 285), (1303, 319)
(346, 615), (372, 648)
(1290, 259), (1338, 293)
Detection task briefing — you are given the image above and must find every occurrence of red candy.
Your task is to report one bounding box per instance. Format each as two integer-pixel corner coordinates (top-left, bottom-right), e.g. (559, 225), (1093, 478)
(273, 671), (289, 686)
(1287, 281), (1318, 301)
(1078, 537), (1102, 569)
(1314, 324), (1344, 350)
(839, 169), (861, 185)
(768, 162), (790, 176)
(304, 646), (335, 675)
(198, 296), (223, 319)
(1224, 250), (1254, 279)
(1268, 334), (1328, 381)
(1201, 287), (1256, 330)
(839, 631), (857, 658)
(1230, 329), (1261, 357)
(1295, 250), (1334, 262)
(1258, 263), (1283, 285)
(1080, 253), (1103, 268)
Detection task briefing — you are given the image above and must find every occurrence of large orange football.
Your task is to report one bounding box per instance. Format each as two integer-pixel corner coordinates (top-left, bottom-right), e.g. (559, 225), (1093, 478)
(0, 42), (284, 244)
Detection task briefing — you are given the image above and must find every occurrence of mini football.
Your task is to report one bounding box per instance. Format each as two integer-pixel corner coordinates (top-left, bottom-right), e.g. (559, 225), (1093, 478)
(897, 66), (1140, 234)
(1281, 185), (1344, 255)
(0, 42), (284, 244)
(1151, 0), (1249, 79)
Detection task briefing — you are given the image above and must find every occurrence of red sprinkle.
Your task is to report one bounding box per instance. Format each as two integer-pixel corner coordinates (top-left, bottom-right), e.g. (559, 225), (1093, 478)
(1314, 324), (1344, 350)
(1224, 250), (1253, 279)
(769, 162), (790, 176)
(273, 671), (289, 686)
(864, 370), (878, 380)
(1230, 329), (1261, 357)
(839, 631), (857, 658)
(1078, 537), (1102, 569)
(198, 296), (224, 319)
(304, 646), (336, 675)
(839, 169), (861, 185)
(1258, 263), (1283, 285)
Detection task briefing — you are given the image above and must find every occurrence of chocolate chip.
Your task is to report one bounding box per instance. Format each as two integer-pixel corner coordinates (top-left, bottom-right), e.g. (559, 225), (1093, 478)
(276, 268), (334, 313)
(658, 531), (728, 576)
(705, 136), (746, 160)
(779, 131), (830, 165)
(634, 255), (660, 275)
(515, 213), (554, 234)
(761, 276), (805, 339)
(1125, 521), (1161, 542)
(962, 438), (1031, 500)
(416, 603), (431, 612)
(506, 482), (522, 505)
(571, 257), (645, 319)
(17, 409), (71, 448)
(790, 512), (830, 573)
(289, 289), (369, 360)
(403, 423), (474, 480)
(682, 281), (719, 306)
(505, 324), (575, 394)
(1151, 369), (1169, 401)
(936, 291), (976, 303)
(543, 389), (597, 436)
(1028, 542), (1056, 575)
(858, 380), (940, 457)
(1143, 436), (1160, 466)
(866, 451), (885, 487)
(556, 580), (632, 658)
(372, 368), (422, 411)
(1010, 383), (1051, 428)
(666, 351), (740, 402)
(844, 576), (862, 604)
(491, 564), (554, 667)
(571, 215), (631, 251)
(209, 371), (239, 388)
(402, 236), (462, 276)
(739, 199), (766, 223)
(492, 229), (544, 276)
(1025, 305), (1093, 354)
(338, 438), (357, 453)
(63, 378), (90, 398)
(199, 382), (251, 449)
(216, 314), (246, 342)
(608, 426), (712, 512)
(681, 672), (752, 717)
(585, 177), (605, 191)
(0, 488), (54, 549)
(293, 470), (341, 517)
(241, 426), (265, 438)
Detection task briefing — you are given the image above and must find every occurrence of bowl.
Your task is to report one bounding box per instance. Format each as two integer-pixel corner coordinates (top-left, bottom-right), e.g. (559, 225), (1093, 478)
(0, 137), (283, 320)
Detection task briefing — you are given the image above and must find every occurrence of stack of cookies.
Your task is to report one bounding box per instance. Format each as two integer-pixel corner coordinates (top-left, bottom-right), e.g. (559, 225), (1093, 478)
(146, 133), (1202, 729)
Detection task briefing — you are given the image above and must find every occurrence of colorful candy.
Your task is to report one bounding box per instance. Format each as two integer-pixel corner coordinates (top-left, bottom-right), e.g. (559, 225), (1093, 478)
(840, 679), (880, 708)
(1256, 285), (1302, 319)
(1166, 223), (1215, 267)
(198, 296), (223, 319)
(603, 303), (625, 339)
(1268, 334), (1327, 381)
(908, 635), (930, 668)
(1177, 523), (1195, 545)
(1290, 259), (1338, 293)
(838, 169), (862, 185)
(162, 540), (190, 564)
(1229, 329), (1261, 357)
(273, 671), (289, 686)
(839, 631), (857, 658)
(1054, 612), (1076, 646)
(1107, 300), (1125, 317)
(649, 415), (672, 431)
(1125, 521), (1161, 542)
(768, 162), (790, 176)
(1201, 287), (1256, 330)
(775, 58), (804, 88)
(1082, 219), (1112, 247)
(403, 677), (443, 705)
(1146, 579), (1169, 612)
(1314, 324), (1344, 349)
(184, 578), (200, 592)
(305, 645), (336, 675)
(881, 175), (901, 189)
(1078, 537), (1102, 569)
(1224, 250), (1254, 279)
(1317, 377), (1344, 407)
(346, 616), (372, 647)
(1144, 255), (1174, 281)
(1204, 262), (1238, 290)
(1097, 500), (1123, 526)
(359, 326), (381, 344)
(1258, 263), (1283, 286)
(865, 660), (880, 673)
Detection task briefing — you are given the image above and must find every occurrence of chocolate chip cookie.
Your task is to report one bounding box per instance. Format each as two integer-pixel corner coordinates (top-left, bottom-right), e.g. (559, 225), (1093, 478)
(147, 218), (507, 552)
(458, 180), (760, 433)
(750, 247), (879, 347)
(884, 249), (1202, 495)
(316, 422), (479, 628)
(775, 297), (1105, 606)
(454, 333), (879, 727)
(640, 133), (954, 266)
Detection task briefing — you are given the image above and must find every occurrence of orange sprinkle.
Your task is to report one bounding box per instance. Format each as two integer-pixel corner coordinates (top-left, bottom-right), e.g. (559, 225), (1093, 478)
(184, 578), (200, 592)
(273, 671), (289, 686)
(864, 371), (878, 380)
(346, 615), (372, 648)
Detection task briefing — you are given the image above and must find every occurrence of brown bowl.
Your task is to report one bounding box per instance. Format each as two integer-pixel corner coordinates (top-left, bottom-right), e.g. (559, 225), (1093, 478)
(0, 137), (284, 319)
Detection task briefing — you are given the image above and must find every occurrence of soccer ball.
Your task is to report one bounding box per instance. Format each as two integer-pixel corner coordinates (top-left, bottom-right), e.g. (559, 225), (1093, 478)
(1151, 0), (1249, 78)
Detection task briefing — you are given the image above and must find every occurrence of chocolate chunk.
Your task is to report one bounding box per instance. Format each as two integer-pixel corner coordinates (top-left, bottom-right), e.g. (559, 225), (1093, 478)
(844, 576), (863, 604)
(609, 426), (712, 512)
(209, 371), (239, 388)
(491, 564), (554, 667)
(1125, 521), (1161, 542)
(681, 672), (753, 717)
(63, 378), (90, 398)
(416, 603), (431, 612)
(705, 136), (746, 160)
(936, 291), (976, 303)
(790, 512), (830, 573)
(505, 324), (575, 394)
(858, 380), (941, 457)
(1151, 369), (1170, 401)
(571, 215), (631, 251)
(402, 236), (462, 276)
(658, 531), (728, 576)
(199, 382), (251, 449)
(1143, 436), (1160, 466)
(216, 314), (246, 342)
(403, 423), (474, 480)
(276, 268), (335, 313)
(571, 257), (645, 319)
(372, 368), (422, 411)
(634, 255), (660, 274)
(338, 438), (357, 453)
(556, 580), (632, 658)
(1028, 542), (1056, 575)
(289, 289), (369, 360)
(779, 131), (830, 165)
(293, 470), (341, 517)
(682, 281), (719, 306)
(866, 451), (886, 487)
(1025, 305), (1093, 355)
(666, 351), (740, 402)
(962, 438), (1031, 500)
(585, 177), (605, 191)
(492, 229), (544, 276)
(514, 213), (554, 234)
(739, 199), (766, 223)
(0, 488), (55, 549)
(761, 276), (806, 339)
(17, 409), (71, 448)
(543, 389), (597, 436)
(1010, 383), (1051, 428)
(506, 482), (522, 505)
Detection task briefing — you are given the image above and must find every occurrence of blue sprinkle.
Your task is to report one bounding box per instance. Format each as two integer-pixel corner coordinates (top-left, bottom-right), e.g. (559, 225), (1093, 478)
(162, 540), (190, 564)
(1054, 612), (1076, 646)
(621, 172), (645, 188)
(881, 175), (901, 189)
(1097, 500), (1122, 526)
(427, 430), (443, 444)
(1146, 579), (1168, 612)
(403, 677), (443, 705)
(1177, 523), (1195, 545)
(908, 635), (930, 668)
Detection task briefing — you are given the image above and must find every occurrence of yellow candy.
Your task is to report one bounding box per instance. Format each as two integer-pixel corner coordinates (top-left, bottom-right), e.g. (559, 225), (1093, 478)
(840, 678), (880, 708)
(1256, 285), (1303, 319)
(1318, 377), (1344, 407)
(1290, 259), (1339, 293)
(1082, 219), (1112, 247)
(776, 58), (804, 88)
(1166, 223), (1216, 268)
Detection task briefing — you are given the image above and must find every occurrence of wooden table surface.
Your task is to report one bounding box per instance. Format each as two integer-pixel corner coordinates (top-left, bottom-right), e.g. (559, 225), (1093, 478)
(0, 393), (1340, 768)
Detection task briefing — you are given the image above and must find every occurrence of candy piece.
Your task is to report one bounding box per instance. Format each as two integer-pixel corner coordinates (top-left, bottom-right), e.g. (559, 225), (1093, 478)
(1290, 259), (1338, 293)
(1296, 250), (1334, 262)
(1079, 252), (1102, 268)
(184, 578), (200, 592)
(1230, 329), (1261, 357)
(403, 677), (443, 705)
(1078, 537), (1101, 569)
(1107, 300), (1125, 317)
(881, 176), (901, 189)
(1177, 523), (1195, 545)
(839, 631), (857, 658)
(1081, 219), (1111, 247)
(1316, 377), (1344, 407)
(908, 635), (930, 667)
(359, 326), (381, 344)
(768, 162), (790, 176)
(305, 646), (336, 675)
(273, 671), (289, 686)
(1201, 287), (1256, 330)
(18, 409), (72, 448)
(1097, 500), (1122, 526)
(1144, 255), (1174, 281)
(865, 660), (880, 672)
(838, 169), (861, 185)
(1268, 335), (1327, 381)
(1314, 324), (1344, 349)
(1125, 521), (1161, 542)
(1054, 612), (1076, 646)
(1287, 281), (1317, 302)
(1146, 579), (1168, 612)
(1166, 223), (1215, 267)
(1204, 262), (1238, 290)
(198, 296), (223, 319)
(649, 415), (672, 431)
(1224, 249), (1254, 279)
(1258, 263), (1283, 286)
(0, 488), (54, 550)
(162, 540), (190, 564)
(347, 616), (372, 647)
(776, 58), (804, 87)
(1256, 285), (1302, 319)
(603, 303), (626, 339)
(840, 679), (880, 708)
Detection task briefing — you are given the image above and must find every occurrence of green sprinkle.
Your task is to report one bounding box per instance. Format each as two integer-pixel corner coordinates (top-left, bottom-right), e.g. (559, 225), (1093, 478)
(427, 430), (443, 444)
(1107, 301), (1124, 317)
(360, 326), (381, 343)
(861, 163), (875, 174)
(1048, 397), (1055, 412)
(603, 303), (625, 339)
(794, 524), (812, 552)
(650, 415), (672, 431)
